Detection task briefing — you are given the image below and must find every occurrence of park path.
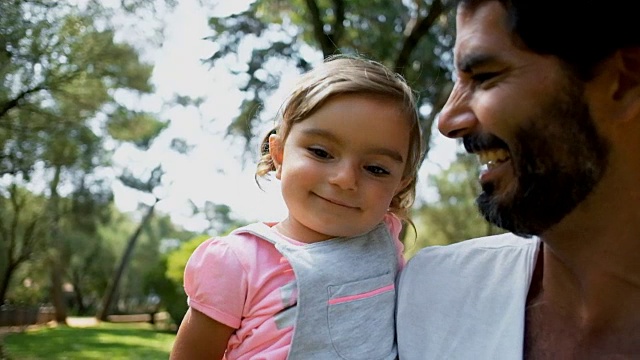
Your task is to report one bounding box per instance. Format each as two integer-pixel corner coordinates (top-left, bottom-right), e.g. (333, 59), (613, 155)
(66, 317), (100, 327)
(0, 316), (99, 335)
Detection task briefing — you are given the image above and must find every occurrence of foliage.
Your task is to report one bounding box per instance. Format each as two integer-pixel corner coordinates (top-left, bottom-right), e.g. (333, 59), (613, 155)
(406, 153), (505, 257)
(189, 201), (249, 235)
(0, 182), (119, 308)
(157, 201), (251, 326)
(0, 0), (166, 180)
(0, 183), (194, 317)
(162, 234), (209, 326)
(3, 263), (49, 306)
(96, 203), (197, 319)
(133, 213), (195, 314)
(165, 235), (208, 286)
(62, 207), (193, 318)
(144, 256), (186, 328)
(3, 322), (175, 359)
(204, 0), (456, 155)
(0, 0), (180, 322)
(107, 110), (169, 149)
(62, 203), (124, 315)
(0, 185), (48, 305)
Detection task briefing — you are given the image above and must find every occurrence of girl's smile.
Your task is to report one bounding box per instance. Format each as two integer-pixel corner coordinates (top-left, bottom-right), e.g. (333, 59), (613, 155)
(270, 94), (411, 243)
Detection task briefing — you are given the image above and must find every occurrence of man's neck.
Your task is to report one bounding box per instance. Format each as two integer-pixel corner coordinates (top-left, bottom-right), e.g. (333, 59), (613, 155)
(523, 237), (640, 358)
(545, 184), (639, 304)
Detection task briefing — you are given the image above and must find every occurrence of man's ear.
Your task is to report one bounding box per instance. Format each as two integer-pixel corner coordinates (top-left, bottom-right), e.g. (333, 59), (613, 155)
(612, 48), (640, 121)
(269, 134), (284, 179)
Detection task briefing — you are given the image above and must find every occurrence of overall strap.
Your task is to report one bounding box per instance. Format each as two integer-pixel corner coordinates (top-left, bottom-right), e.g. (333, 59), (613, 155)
(231, 222), (282, 245)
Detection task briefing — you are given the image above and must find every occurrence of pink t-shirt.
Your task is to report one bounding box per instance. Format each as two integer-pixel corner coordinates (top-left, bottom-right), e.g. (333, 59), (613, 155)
(184, 214), (405, 360)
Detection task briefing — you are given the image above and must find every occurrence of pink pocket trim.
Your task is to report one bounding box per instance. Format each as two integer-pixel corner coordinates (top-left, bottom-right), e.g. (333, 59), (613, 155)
(327, 284), (395, 305)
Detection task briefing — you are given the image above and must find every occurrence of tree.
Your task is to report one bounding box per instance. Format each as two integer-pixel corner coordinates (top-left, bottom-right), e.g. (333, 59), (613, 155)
(0, 179), (114, 310)
(63, 200), (193, 317)
(189, 200), (248, 236)
(163, 234), (209, 327)
(161, 202), (250, 326)
(0, 185), (47, 305)
(405, 153), (504, 257)
(0, 0), (170, 322)
(96, 166), (164, 321)
(0, 1), (165, 178)
(205, 0), (456, 156)
(60, 178), (115, 315)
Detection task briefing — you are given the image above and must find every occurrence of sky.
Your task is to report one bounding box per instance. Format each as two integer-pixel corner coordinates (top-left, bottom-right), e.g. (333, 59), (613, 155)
(111, 0), (461, 233)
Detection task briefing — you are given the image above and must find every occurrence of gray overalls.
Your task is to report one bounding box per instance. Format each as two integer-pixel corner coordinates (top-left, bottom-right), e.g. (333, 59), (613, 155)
(236, 221), (399, 360)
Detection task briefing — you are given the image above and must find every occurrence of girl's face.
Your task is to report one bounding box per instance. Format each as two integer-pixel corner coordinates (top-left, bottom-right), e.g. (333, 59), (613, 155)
(269, 94), (411, 243)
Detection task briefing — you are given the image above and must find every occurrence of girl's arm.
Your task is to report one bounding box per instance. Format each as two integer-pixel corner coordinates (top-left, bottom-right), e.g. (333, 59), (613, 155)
(170, 307), (234, 360)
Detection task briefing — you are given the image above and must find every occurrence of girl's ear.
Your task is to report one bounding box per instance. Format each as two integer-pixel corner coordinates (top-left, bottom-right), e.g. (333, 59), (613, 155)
(269, 134), (284, 179)
(395, 177), (412, 195)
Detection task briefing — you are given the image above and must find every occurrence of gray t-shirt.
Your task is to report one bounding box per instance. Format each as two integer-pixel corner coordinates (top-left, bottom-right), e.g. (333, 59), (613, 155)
(396, 233), (540, 359)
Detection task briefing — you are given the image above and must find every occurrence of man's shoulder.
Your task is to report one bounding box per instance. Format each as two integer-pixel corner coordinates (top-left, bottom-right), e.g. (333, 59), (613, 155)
(398, 236), (539, 358)
(432, 232), (537, 250)
(411, 233), (538, 262)
(403, 233), (540, 280)
(398, 232), (540, 325)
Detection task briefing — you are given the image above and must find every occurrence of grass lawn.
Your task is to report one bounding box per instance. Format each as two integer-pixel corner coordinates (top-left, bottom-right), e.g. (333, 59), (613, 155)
(1, 321), (176, 359)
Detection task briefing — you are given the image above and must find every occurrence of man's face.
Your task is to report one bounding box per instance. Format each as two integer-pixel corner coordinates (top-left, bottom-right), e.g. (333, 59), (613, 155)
(437, 1), (610, 236)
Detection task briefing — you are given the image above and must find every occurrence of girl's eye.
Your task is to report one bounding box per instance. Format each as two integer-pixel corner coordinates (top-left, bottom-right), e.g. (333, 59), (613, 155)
(364, 165), (390, 176)
(308, 147), (331, 159)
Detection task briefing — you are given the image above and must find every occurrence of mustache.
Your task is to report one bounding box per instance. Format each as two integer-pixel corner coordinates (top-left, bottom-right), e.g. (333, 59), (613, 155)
(463, 132), (509, 153)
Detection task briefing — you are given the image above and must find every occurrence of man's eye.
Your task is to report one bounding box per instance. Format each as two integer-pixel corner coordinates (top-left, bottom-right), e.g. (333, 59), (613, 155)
(308, 147), (331, 159)
(365, 165), (390, 176)
(471, 72), (499, 83)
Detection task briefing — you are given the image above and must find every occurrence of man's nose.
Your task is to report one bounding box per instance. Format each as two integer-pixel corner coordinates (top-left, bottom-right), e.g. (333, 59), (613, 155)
(437, 82), (476, 138)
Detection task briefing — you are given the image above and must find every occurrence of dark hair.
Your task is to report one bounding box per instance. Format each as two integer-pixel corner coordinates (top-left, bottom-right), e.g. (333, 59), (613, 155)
(457, 0), (640, 80)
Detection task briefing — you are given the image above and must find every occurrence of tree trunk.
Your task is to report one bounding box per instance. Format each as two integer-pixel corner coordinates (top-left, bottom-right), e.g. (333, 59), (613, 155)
(0, 262), (17, 305)
(0, 185), (43, 305)
(50, 265), (67, 323)
(96, 200), (157, 321)
(71, 271), (87, 315)
(48, 164), (67, 324)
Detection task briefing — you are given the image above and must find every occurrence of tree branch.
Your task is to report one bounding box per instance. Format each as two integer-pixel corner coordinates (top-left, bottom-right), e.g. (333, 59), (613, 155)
(331, 0), (345, 50)
(0, 84), (46, 119)
(304, 0), (336, 57)
(395, 0), (445, 73)
(19, 217), (40, 263)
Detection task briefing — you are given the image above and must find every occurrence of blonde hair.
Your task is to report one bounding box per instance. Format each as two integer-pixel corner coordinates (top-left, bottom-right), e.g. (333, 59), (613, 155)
(256, 55), (424, 224)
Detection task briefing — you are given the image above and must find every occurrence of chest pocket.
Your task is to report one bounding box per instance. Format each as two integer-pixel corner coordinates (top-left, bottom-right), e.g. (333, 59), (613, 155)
(327, 272), (396, 360)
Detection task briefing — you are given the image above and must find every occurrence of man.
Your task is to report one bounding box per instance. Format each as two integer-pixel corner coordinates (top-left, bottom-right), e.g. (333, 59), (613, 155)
(396, 0), (640, 358)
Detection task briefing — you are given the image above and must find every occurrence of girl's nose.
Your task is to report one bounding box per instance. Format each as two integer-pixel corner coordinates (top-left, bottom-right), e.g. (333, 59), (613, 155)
(437, 82), (477, 139)
(329, 162), (358, 190)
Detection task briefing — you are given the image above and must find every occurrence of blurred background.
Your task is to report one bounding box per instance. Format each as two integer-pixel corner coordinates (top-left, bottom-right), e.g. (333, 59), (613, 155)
(0, 0), (504, 335)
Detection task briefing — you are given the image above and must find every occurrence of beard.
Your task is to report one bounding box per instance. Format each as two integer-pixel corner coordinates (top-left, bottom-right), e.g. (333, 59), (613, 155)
(468, 80), (610, 237)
